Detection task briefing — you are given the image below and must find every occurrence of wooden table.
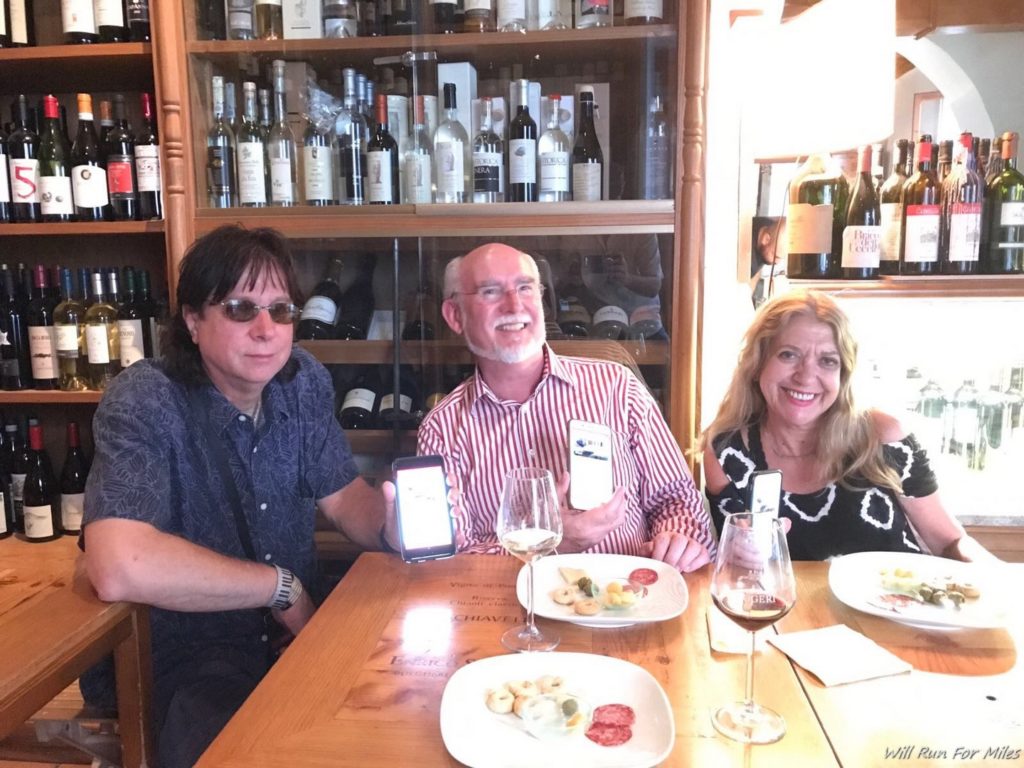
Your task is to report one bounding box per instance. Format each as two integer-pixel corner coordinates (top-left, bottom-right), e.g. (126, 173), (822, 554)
(0, 536), (153, 768)
(198, 553), (838, 767)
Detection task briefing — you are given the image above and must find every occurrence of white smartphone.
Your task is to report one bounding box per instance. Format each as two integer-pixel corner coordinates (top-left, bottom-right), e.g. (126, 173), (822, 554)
(567, 419), (614, 510)
(392, 455), (456, 563)
(748, 469), (783, 517)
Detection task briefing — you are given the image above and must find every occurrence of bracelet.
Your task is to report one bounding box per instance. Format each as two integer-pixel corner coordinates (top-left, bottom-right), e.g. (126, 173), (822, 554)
(379, 524), (398, 554)
(268, 565), (302, 610)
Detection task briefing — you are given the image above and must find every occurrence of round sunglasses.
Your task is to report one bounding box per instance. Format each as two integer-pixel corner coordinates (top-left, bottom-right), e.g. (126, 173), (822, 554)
(217, 299), (301, 324)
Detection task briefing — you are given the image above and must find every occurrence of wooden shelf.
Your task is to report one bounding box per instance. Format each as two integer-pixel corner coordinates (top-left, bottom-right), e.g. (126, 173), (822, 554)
(0, 390), (102, 405)
(790, 274), (1024, 299)
(0, 43), (154, 94)
(0, 221), (165, 237)
(345, 429), (416, 454)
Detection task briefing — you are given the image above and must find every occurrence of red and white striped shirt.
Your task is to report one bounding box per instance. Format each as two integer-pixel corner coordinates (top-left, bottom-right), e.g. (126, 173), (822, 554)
(417, 346), (716, 559)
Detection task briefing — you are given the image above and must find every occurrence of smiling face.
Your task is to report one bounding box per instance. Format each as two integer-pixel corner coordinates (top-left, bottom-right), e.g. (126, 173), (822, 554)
(758, 313), (842, 431)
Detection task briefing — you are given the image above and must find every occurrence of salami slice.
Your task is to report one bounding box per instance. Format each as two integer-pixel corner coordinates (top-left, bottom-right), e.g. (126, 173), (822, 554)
(628, 567), (659, 586)
(585, 722), (633, 747)
(593, 703), (636, 727)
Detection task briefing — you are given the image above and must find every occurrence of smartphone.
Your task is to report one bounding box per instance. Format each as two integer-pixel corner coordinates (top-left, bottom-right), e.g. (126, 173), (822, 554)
(567, 419), (614, 510)
(748, 469), (783, 517)
(392, 455), (456, 563)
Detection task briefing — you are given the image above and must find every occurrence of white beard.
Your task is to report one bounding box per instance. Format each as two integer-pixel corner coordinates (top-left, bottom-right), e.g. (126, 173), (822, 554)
(466, 313), (546, 364)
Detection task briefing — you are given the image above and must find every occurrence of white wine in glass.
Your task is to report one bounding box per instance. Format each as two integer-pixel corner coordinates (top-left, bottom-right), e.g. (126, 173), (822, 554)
(710, 512), (796, 744)
(497, 467), (563, 652)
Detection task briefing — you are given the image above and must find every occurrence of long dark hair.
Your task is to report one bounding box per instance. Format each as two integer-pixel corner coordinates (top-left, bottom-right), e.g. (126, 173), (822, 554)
(162, 225), (303, 385)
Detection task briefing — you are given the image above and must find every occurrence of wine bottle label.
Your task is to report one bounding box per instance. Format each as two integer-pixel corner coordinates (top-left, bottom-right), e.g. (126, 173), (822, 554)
(404, 153), (433, 203)
(0, 7), (7, 34)
(380, 393), (412, 413)
(28, 326), (58, 380)
(498, 0), (526, 23)
(94, 0), (125, 26)
(118, 318), (146, 367)
(303, 145), (334, 201)
(11, 473), (26, 512)
(270, 158), (294, 204)
(841, 225), (881, 269)
(539, 151), (570, 193)
(40, 176), (75, 215)
(24, 505), (55, 540)
(61, 0), (97, 33)
(903, 204), (940, 263)
(435, 141), (465, 195)
(786, 203), (832, 253)
(465, 0), (491, 10)
(325, 17), (359, 37)
(106, 156), (136, 195)
(61, 493), (85, 532)
(342, 387), (376, 412)
(593, 305), (629, 326)
(127, 0), (149, 22)
(256, 0), (282, 5)
(572, 163), (602, 201)
(628, 304), (663, 337)
(509, 139), (537, 185)
(0, 497), (6, 535)
(537, 0), (562, 25)
(238, 143), (268, 204)
(947, 203), (982, 263)
(367, 150), (395, 203)
(227, 0), (254, 31)
(135, 145), (161, 193)
(580, 0), (610, 15)
(473, 151), (503, 194)
(431, 0), (456, 4)
(85, 324), (112, 364)
(72, 164), (110, 207)
(0, 162), (9, 203)
(558, 298), (591, 326)
(999, 202), (1024, 227)
(55, 324), (81, 356)
(879, 202), (902, 263)
(10, 0), (29, 44)
(10, 158), (40, 203)
(207, 147), (234, 194)
(299, 296), (339, 325)
(625, 0), (662, 16)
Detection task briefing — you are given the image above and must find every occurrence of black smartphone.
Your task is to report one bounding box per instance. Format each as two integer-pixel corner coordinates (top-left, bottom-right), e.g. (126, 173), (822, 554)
(392, 455), (456, 563)
(747, 469), (783, 517)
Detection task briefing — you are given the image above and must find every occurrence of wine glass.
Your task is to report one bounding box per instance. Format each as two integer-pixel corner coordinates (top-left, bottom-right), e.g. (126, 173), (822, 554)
(709, 512), (796, 744)
(497, 467), (563, 652)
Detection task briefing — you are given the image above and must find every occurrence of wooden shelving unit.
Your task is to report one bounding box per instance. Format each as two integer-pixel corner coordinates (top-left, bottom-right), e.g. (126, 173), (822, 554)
(791, 274), (1024, 299)
(0, 221), (165, 237)
(0, 390), (103, 405)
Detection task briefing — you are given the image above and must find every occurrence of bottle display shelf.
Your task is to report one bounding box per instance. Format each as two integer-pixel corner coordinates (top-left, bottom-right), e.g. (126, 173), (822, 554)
(789, 274), (1024, 299)
(0, 221), (165, 236)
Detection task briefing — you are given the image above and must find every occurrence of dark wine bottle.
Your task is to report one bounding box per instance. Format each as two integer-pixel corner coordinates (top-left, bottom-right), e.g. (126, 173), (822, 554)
(508, 78), (538, 203)
(878, 138), (910, 275)
(377, 365), (420, 429)
(296, 257), (345, 340)
(0, 2), (11, 47)
(899, 134), (941, 276)
(785, 153), (849, 279)
(338, 367), (379, 429)
(431, 0), (457, 33)
(61, 0), (98, 43)
(571, 88), (603, 202)
(982, 131), (1024, 275)
(0, 418), (12, 539)
(197, 0), (227, 39)
(557, 259), (592, 337)
(71, 92), (110, 222)
(400, 285), (438, 341)
(0, 120), (11, 223)
(59, 420), (89, 535)
(105, 94), (139, 221)
(366, 94), (399, 205)
(117, 266), (156, 366)
(841, 145), (881, 280)
(135, 93), (163, 219)
(39, 94), (75, 223)
(127, 0), (150, 40)
(96, 0), (127, 41)
(335, 255), (375, 340)
(9, 420), (30, 532)
(26, 264), (59, 389)
(939, 132), (983, 275)
(8, 95), (41, 223)
(23, 421), (61, 542)
(0, 267), (30, 390)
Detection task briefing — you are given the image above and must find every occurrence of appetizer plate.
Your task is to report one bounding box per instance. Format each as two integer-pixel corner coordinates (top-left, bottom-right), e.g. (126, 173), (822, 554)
(516, 553), (688, 628)
(828, 551), (1010, 630)
(439, 651), (675, 768)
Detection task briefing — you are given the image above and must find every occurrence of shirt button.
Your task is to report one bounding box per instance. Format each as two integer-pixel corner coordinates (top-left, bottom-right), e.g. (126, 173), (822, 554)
(238, 415), (246, 422)
(260, 503), (267, 510)
(264, 553), (272, 561)
(253, 446), (258, 454)
(261, 634), (268, 642)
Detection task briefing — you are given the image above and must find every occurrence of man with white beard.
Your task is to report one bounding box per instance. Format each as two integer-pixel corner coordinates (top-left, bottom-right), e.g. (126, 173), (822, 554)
(394, 243), (715, 572)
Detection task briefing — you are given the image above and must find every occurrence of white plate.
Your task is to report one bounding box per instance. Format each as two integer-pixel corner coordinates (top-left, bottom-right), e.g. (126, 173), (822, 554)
(828, 551), (1010, 630)
(516, 553), (688, 628)
(439, 651), (675, 768)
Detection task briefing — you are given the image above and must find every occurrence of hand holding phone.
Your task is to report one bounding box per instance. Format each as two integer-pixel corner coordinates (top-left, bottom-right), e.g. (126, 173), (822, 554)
(392, 455), (456, 563)
(567, 419), (614, 510)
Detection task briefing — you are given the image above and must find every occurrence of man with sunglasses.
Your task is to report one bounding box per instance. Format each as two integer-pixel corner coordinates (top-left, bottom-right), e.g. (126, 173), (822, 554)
(383, 242), (716, 572)
(78, 226), (386, 768)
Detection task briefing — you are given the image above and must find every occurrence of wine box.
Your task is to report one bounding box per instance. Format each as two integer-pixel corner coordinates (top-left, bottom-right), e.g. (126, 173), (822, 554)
(283, 0), (323, 38)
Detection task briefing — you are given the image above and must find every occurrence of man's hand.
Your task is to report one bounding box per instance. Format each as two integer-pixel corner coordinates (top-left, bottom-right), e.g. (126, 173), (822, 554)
(380, 472), (465, 553)
(271, 588), (316, 638)
(640, 532), (711, 573)
(555, 472), (627, 553)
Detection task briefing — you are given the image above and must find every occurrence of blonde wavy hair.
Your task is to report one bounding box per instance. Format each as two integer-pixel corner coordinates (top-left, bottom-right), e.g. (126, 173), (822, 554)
(699, 290), (901, 493)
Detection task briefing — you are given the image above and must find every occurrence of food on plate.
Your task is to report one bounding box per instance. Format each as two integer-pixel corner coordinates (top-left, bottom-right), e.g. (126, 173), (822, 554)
(506, 679), (539, 697)
(558, 566), (588, 584)
(574, 598), (602, 616)
(592, 703), (636, 727)
(628, 567), (659, 586)
(484, 675), (591, 740)
(584, 703), (636, 746)
(537, 675), (566, 694)
(552, 586), (578, 605)
(550, 567), (648, 615)
(484, 687), (515, 714)
(878, 566), (982, 611)
(602, 580), (638, 609)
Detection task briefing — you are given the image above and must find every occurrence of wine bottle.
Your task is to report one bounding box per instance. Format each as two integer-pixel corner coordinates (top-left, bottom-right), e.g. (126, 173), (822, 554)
(537, 0), (570, 29)
(22, 421), (60, 542)
(464, 0), (495, 31)
(324, 0), (360, 37)
(268, 60), (297, 207)
(9, 420), (30, 531)
(640, 94), (672, 200)
(207, 75), (237, 208)
(335, 67), (367, 205)
(366, 94), (399, 205)
(508, 78), (537, 202)
(254, 0), (282, 37)
(236, 81), (268, 208)
(105, 94), (138, 221)
(977, 137), (991, 180)
(572, 88), (603, 202)
(0, 267), (30, 390)
(576, 0), (610, 28)
(127, 0), (149, 39)
(390, 0), (420, 34)
(0, 2), (11, 47)
(982, 131), (1024, 275)
(338, 367), (379, 429)
(977, 384), (1006, 471)
(538, 95), (571, 203)
(117, 266), (156, 366)
(400, 280), (438, 341)
(786, 153), (849, 279)
(472, 96), (504, 203)
(841, 145), (881, 280)
(985, 135), (1004, 186)
(948, 378), (980, 468)
(196, 0), (226, 38)
(431, 0), (457, 32)
(226, 0), (254, 38)
(296, 257), (346, 340)
(38, 94), (75, 223)
(1005, 367), (1024, 436)
(0, 120), (10, 223)
(377, 365), (420, 429)
(359, 0), (385, 36)
(59, 420), (88, 534)
(70, 93), (110, 221)
(878, 138), (910, 275)
(434, 83), (470, 204)
(939, 132), (983, 275)
(8, 0), (34, 46)
(53, 267), (89, 391)
(95, 0), (127, 42)
(135, 93), (162, 219)
(26, 265), (59, 389)
(497, 0), (525, 31)
(303, 113), (335, 206)
(8, 95), (41, 223)
(624, 0), (661, 24)
(403, 95), (433, 204)
(61, 0), (98, 43)
(0, 436), (12, 538)
(899, 134), (941, 276)
(84, 270), (121, 389)
(335, 254), (375, 339)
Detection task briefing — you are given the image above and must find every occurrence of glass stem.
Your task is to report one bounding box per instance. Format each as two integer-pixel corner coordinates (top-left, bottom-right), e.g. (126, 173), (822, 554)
(745, 629), (756, 710)
(526, 560), (536, 633)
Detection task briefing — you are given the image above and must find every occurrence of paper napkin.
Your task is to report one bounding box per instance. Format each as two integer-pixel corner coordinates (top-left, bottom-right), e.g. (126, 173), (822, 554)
(768, 624), (913, 686)
(706, 604), (771, 654)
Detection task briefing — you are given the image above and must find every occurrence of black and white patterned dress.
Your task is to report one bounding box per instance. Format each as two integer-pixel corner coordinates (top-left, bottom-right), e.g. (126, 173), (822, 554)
(707, 422), (939, 560)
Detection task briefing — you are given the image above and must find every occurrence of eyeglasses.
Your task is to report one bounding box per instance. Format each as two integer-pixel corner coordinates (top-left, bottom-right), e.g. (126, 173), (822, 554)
(217, 299), (301, 324)
(449, 281), (544, 305)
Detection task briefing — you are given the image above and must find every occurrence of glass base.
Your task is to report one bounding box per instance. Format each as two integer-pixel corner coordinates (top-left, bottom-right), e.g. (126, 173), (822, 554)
(712, 701), (786, 744)
(501, 623), (560, 652)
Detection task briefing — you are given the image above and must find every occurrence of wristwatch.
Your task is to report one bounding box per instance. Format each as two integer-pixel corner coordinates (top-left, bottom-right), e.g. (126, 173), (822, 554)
(269, 565), (304, 610)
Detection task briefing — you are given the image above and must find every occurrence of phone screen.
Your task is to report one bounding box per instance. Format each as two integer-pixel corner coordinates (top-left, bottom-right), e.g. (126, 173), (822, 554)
(568, 419), (614, 510)
(748, 470), (783, 517)
(394, 457), (455, 562)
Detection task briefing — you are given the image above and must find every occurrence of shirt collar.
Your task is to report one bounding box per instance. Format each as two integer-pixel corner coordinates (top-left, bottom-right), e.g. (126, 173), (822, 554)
(466, 344), (577, 414)
(201, 366), (292, 434)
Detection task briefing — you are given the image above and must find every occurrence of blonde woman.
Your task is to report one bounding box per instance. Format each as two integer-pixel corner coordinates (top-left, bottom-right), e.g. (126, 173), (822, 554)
(700, 290), (992, 561)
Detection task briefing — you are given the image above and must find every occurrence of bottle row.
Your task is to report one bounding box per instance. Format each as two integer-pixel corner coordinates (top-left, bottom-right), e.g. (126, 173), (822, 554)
(0, 264), (163, 392)
(1, 91), (163, 224)
(334, 364), (471, 431)
(784, 130), (1024, 280)
(197, 0), (664, 41)
(0, 0), (150, 47)
(0, 417), (89, 543)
